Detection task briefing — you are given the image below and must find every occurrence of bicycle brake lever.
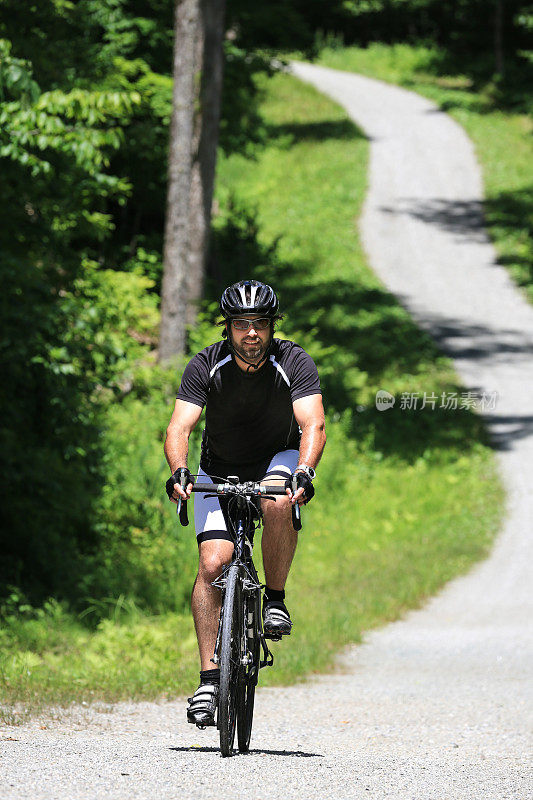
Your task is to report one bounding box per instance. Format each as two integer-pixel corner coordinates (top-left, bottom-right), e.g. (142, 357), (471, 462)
(176, 472), (189, 526)
(291, 475), (302, 532)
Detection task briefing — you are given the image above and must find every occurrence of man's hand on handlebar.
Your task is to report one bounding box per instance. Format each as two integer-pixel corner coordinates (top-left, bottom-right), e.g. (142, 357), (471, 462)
(285, 471), (315, 506)
(165, 467), (194, 503)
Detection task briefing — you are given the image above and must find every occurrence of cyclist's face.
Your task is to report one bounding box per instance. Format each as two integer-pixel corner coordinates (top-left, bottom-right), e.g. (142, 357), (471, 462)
(228, 315), (272, 364)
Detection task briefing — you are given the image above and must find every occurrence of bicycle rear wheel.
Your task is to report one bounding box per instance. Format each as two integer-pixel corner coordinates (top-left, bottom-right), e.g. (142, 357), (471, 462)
(218, 563), (242, 757)
(237, 588), (261, 752)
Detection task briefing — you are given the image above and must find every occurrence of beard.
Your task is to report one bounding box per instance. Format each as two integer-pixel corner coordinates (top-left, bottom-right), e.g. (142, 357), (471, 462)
(231, 333), (271, 366)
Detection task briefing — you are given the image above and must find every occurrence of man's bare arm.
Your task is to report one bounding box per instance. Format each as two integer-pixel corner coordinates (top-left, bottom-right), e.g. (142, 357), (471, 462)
(288, 393), (326, 504)
(164, 399), (203, 500)
(293, 393), (326, 470)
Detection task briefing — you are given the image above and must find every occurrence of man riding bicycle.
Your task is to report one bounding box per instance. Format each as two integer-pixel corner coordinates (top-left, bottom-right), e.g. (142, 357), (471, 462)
(164, 279), (326, 727)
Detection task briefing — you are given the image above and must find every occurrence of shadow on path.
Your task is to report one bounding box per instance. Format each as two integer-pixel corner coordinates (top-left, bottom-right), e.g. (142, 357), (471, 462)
(392, 308), (533, 363)
(379, 190), (533, 292)
(380, 197), (488, 243)
(483, 415), (533, 451)
(170, 746), (322, 757)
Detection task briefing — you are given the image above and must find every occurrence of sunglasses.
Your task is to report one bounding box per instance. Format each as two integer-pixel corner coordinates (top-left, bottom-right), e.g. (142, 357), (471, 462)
(231, 317), (271, 331)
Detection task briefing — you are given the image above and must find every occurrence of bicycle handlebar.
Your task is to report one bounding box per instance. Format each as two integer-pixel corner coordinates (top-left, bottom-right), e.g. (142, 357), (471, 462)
(175, 479), (302, 531)
(191, 482), (287, 495)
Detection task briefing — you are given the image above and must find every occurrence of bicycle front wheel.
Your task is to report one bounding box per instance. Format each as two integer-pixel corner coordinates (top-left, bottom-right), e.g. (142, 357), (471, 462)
(237, 588), (261, 753)
(218, 562), (242, 757)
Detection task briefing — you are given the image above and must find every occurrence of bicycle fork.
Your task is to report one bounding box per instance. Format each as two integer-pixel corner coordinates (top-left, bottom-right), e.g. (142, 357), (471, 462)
(211, 564), (274, 674)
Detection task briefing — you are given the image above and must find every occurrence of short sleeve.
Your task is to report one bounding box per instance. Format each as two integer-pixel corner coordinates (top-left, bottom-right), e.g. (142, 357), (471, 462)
(177, 354), (209, 408)
(289, 348), (321, 402)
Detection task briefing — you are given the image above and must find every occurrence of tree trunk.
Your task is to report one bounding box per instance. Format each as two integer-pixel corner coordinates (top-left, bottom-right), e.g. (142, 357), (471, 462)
(159, 0), (227, 361)
(494, 0), (504, 77)
(159, 0), (201, 362)
(186, 0), (227, 326)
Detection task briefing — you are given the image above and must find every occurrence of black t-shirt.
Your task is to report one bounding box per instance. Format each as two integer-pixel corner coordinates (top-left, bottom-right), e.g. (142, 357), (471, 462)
(177, 339), (321, 480)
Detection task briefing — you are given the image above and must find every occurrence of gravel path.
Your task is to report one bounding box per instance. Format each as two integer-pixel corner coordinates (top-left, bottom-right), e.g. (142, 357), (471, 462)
(2, 64), (532, 799)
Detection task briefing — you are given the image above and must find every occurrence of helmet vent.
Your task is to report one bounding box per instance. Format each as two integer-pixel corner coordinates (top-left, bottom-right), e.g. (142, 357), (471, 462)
(237, 285), (247, 307)
(237, 282), (258, 308)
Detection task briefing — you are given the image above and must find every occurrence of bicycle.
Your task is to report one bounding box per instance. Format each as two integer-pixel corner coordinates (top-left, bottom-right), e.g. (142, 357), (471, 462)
(175, 472), (302, 757)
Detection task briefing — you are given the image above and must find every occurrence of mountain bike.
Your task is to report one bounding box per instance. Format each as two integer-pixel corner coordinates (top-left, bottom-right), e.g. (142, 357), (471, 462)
(176, 473), (302, 757)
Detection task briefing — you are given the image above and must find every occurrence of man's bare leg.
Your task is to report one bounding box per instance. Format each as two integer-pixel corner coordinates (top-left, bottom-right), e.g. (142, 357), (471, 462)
(261, 487), (298, 591)
(191, 539), (234, 672)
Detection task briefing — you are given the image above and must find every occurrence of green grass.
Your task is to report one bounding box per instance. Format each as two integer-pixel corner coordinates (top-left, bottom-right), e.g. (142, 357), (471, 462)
(317, 43), (533, 301)
(0, 71), (504, 723)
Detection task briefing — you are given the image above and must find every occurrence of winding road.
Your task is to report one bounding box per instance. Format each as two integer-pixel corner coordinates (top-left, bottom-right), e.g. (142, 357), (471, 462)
(2, 63), (532, 799)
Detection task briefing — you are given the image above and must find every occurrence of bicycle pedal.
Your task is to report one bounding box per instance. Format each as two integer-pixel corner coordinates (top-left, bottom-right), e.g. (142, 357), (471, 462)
(187, 718), (216, 729)
(264, 631), (283, 641)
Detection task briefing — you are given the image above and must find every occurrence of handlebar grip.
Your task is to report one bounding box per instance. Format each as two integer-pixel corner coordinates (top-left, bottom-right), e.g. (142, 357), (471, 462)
(261, 485), (289, 495)
(291, 475), (302, 532)
(178, 499), (189, 526)
(176, 473), (190, 526)
(292, 504), (302, 532)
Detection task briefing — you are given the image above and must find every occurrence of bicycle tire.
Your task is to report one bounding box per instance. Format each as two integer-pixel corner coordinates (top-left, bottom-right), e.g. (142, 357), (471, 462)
(237, 587), (261, 752)
(218, 562), (242, 757)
